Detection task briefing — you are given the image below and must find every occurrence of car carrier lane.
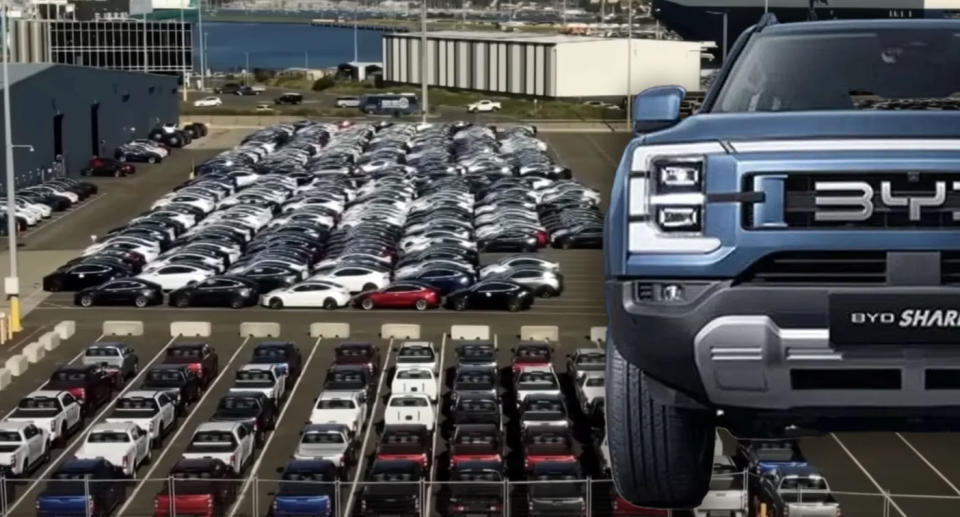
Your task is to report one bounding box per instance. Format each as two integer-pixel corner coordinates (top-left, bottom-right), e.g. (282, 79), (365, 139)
(4, 331), (178, 517)
(115, 329), (256, 517)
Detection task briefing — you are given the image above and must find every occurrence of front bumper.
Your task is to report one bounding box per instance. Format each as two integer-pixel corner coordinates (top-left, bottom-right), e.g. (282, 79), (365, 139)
(607, 279), (960, 415)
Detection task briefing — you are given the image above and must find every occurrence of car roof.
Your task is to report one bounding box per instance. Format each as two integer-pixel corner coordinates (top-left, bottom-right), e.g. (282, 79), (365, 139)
(196, 421), (243, 432)
(765, 18), (960, 35)
(238, 363), (279, 373)
(575, 348), (604, 355)
(173, 458), (228, 471)
(90, 421), (137, 433)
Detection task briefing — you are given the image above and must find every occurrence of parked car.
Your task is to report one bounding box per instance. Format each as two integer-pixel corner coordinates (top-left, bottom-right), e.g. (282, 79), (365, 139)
(449, 394), (500, 431)
(249, 341), (302, 382)
(514, 366), (561, 403)
(36, 459), (126, 517)
(6, 390), (83, 447)
(467, 100), (502, 113)
(0, 421), (49, 476)
(391, 368), (437, 402)
(261, 280), (352, 309)
(44, 261), (133, 292)
(756, 465), (840, 517)
(519, 393), (570, 432)
(74, 278), (164, 308)
(115, 140), (168, 163)
(566, 348), (605, 380)
(181, 421), (256, 475)
(275, 93), (304, 105)
(333, 342), (381, 377)
(44, 365), (114, 416)
(153, 458), (237, 517)
(105, 390), (178, 449)
(354, 282), (440, 311)
(293, 423), (355, 475)
(449, 424), (502, 469)
(310, 390), (367, 435)
(169, 275), (261, 309)
(443, 462), (504, 517)
(359, 460), (423, 517)
(162, 342), (219, 389)
(211, 392), (278, 445)
(444, 280), (534, 311)
(376, 425), (431, 468)
(229, 364), (287, 404)
(81, 342), (139, 388)
(193, 96), (223, 107)
(384, 393), (435, 431)
(527, 461), (586, 517)
(335, 96), (361, 108)
(74, 422), (151, 477)
(395, 341), (438, 374)
(695, 462), (747, 517)
(140, 365), (202, 416)
(81, 157), (135, 177)
(522, 428), (576, 471)
(512, 342), (552, 374)
(271, 460), (338, 516)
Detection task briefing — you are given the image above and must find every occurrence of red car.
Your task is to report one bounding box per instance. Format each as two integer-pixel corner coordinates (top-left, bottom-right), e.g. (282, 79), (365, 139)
(449, 424), (502, 469)
(163, 343), (219, 389)
(44, 365), (114, 416)
(376, 425), (431, 468)
(522, 428), (576, 472)
(333, 342), (381, 376)
(81, 157), (135, 177)
(611, 495), (671, 516)
(512, 342), (552, 375)
(355, 281), (440, 311)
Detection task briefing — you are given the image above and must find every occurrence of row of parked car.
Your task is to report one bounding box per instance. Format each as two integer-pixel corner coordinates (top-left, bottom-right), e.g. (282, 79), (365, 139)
(0, 178), (97, 235)
(79, 123), (208, 180)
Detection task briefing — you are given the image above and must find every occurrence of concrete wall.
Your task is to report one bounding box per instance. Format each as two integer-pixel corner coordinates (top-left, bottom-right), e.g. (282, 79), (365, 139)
(554, 38), (701, 98)
(0, 64), (178, 190)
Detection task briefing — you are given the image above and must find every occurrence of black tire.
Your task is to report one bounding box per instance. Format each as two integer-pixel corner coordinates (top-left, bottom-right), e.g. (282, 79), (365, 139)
(79, 295), (94, 307)
(113, 170), (123, 178)
(360, 298), (375, 311)
(117, 155), (127, 162)
(507, 299), (520, 312)
(173, 296), (190, 308)
(453, 297), (468, 311)
(134, 296), (149, 308)
(230, 297), (245, 309)
(268, 297), (284, 309)
(362, 282), (377, 292)
(147, 156), (157, 164)
(540, 287), (558, 298)
(415, 299), (429, 311)
(167, 136), (180, 147)
(606, 344), (714, 508)
(323, 298), (338, 310)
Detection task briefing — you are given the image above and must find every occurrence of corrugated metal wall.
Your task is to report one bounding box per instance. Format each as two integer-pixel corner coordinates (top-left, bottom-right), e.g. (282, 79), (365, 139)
(383, 34), (554, 97)
(0, 65), (178, 190)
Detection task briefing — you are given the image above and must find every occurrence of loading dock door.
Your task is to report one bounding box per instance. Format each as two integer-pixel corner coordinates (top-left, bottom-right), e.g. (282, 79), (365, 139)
(89, 103), (100, 157)
(53, 113), (63, 157)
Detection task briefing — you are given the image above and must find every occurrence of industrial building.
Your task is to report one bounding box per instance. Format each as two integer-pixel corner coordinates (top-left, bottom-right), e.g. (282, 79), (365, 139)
(382, 31), (702, 98)
(0, 64), (179, 189)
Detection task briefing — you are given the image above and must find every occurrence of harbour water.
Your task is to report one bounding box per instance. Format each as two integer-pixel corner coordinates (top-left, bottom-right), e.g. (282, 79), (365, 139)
(195, 22), (386, 71)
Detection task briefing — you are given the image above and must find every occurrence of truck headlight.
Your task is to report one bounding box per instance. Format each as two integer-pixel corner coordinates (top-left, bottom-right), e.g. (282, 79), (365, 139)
(627, 143), (723, 254)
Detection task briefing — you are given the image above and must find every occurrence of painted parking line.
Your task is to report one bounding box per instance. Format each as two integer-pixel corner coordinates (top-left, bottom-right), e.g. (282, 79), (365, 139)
(342, 338), (396, 517)
(225, 335), (324, 517)
(115, 336), (252, 516)
(830, 433), (908, 517)
(896, 433), (960, 496)
(425, 333), (448, 516)
(20, 193), (109, 239)
(5, 333), (178, 514)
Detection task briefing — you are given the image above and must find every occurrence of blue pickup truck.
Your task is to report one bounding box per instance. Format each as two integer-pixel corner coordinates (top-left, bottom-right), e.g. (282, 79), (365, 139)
(604, 15), (960, 509)
(271, 460), (336, 517)
(36, 459), (126, 517)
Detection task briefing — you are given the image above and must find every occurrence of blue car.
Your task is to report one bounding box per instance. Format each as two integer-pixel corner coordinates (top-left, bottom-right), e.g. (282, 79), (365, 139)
(36, 459), (126, 517)
(603, 15), (960, 508)
(271, 460), (337, 517)
(407, 267), (475, 295)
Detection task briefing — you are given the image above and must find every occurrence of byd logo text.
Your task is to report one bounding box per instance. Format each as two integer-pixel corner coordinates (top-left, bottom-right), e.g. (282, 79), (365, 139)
(850, 312), (896, 324)
(815, 180), (956, 222)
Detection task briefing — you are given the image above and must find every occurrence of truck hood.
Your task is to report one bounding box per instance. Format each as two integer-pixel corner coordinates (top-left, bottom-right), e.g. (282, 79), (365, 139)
(75, 443), (130, 462)
(644, 111), (960, 145)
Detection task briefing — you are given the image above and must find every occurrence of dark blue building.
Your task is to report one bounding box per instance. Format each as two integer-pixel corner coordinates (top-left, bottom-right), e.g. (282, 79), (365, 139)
(0, 63), (178, 189)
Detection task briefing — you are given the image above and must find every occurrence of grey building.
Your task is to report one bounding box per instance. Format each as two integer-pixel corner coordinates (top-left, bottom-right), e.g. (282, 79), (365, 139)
(0, 63), (179, 190)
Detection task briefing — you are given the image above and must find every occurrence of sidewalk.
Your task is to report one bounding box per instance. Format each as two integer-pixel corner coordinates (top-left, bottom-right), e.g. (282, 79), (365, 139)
(0, 248), (79, 316)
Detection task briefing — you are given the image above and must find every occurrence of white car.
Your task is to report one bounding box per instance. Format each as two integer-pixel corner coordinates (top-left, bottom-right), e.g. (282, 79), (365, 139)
(514, 366), (562, 403)
(74, 422), (150, 477)
(391, 368), (438, 402)
(6, 390), (82, 447)
(0, 422), (48, 476)
(467, 100), (502, 112)
(181, 421), (256, 475)
(479, 256), (560, 279)
(84, 238), (161, 262)
(151, 194), (217, 214)
(309, 266), (389, 294)
(261, 281), (352, 310)
(384, 393), (435, 432)
(574, 372), (605, 416)
(395, 341), (438, 374)
(105, 390), (178, 449)
(138, 263), (215, 291)
(193, 96), (223, 107)
(310, 391), (367, 435)
(229, 364), (287, 403)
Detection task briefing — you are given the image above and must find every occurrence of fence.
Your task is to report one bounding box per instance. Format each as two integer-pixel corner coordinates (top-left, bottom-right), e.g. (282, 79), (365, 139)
(0, 472), (944, 517)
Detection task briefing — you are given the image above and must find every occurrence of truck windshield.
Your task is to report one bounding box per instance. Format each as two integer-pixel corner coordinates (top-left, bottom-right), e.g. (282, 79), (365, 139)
(116, 398), (159, 412)
(713, 28), (960, 113)
(780, 477), (829, 491)
(18, 397), (61, 411)
(88, 432), (130, 443)
(236, 370), (275, 387)
(85, 347), (118, 357)
(317, 399), (355, 409)
(302, 432), (344, 444)
(0, 432), (21, 442)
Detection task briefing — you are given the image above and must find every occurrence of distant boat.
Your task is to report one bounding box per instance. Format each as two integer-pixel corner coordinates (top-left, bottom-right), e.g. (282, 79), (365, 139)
(652, 0), (960, 51)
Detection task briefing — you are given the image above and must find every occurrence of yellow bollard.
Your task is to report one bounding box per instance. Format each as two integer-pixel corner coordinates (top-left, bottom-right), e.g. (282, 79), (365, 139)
(9, 296), (21, 333)
(759, 502), (768, 517)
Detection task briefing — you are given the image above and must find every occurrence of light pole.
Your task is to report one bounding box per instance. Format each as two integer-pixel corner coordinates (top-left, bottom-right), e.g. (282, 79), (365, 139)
(353, 1), (359, 63)
(198, 0), (205, 90)
(180, 0), (188, 101)
(625, 0), (632, 130)
(1, 4), (20, 333)
(707, 10), (728, 61)
(420, 0), (427, 123)
(244, 51), (249, 85)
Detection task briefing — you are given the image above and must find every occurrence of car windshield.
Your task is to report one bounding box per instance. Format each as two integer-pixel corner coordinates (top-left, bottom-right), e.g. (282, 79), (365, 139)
(397, 347), (434, 362)
(18, 397), (60, 410)
(85, 347), (118, 357)
(584, 377), (605, 388)
(219, 397), (259, 410)
(146, 369), (183, 384)
(713, 28), (960, 113)
(397, 370), (430, 380)
(317, 399), (355, 409)
(116, 398), (159, 411)
(302, 432), (344, 444)
(52, 371), (87, 382)
(88, 431), (130, 443)
(780, 477), (829, 491)
(192, 431), (235, 445)
(167, 347), (203, 360)
(0, 432), (21, 442)
(236, 370), (274, 386)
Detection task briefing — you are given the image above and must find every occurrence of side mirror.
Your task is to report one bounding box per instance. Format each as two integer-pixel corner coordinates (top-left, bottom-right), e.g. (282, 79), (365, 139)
(633, 85), (687, 135)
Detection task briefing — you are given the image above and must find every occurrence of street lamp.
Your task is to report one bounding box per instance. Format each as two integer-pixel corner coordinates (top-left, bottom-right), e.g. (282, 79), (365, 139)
(625, 0), (632, 131)
(198, 0), (205, 90)
(706, 10), (728, 61)
(420, 0), (428, 123)
(0, 2), (20, 332)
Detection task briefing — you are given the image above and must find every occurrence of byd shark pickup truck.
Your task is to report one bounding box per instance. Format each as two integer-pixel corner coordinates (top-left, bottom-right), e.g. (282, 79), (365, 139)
(604, 15), (960, 509)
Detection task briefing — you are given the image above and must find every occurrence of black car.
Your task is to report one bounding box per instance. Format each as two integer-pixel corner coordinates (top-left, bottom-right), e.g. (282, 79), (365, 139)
(211, 392), (277, 445)
(81, 157), (135, 177)
(449, 394), (501, 431)
(275, 93), (304, 105)
(443, 462), (504, 517)
(74, 278), (164, 308)
(140, 365), (202, 415)
(250, 341), (302, 384)
(359, 460), (423, 517)
(44, 261), (132, 292)
(478, 231), (539, 253)
(444, 281), (533, 312)
(214, 83), (241, 94)
(169, 276), (260, 309)
(527, 461), (585, 517)
(406, 268), (474, 295)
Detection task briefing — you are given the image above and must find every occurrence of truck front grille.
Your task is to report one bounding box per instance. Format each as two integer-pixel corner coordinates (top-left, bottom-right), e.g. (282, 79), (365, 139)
(738, 251), (887, 285)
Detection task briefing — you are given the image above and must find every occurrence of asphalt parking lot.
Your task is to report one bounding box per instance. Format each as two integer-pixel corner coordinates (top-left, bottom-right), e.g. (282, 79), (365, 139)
(6, 123), (960, 517)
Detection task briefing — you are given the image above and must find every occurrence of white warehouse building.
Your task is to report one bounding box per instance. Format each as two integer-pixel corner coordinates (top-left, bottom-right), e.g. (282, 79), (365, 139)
(382, 31), (703, 98)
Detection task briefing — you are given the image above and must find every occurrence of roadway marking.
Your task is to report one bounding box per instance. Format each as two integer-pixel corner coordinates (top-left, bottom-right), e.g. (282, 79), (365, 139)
(895, 433), (960, 496)
(225, 335), (324, 517)
(6, 333), (178, 514)
(116, 336), (252, 516)
(830, 433), (908, 517)
(21, 193), (109, 240)
(424, 333), (448, 516)
(585, 133), (621, 169)
(1, 332), (107, 419)
(1, 324), (51, 354)
(343, 338), (396, 517)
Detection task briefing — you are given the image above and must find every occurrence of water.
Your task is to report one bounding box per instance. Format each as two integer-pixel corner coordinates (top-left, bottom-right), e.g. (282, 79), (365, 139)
(195, 22), (385, 71)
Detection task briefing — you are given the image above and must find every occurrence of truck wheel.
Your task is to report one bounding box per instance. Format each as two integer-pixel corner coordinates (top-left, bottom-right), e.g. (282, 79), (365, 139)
(606, 344), (714, 508)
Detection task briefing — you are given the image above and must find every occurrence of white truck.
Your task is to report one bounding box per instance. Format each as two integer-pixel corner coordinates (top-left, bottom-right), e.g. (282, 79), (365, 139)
(467, 100), (502, 112)
(310, 391), (367, 435)
(6, 390), (82, 447)
(573, 371), (605, 417)
(385, 393), (436, 432)
(391, 368), (438, 402)
(395, 341), (438, 374)
(74, 422), (151, 477)
(758, 466), (841, 517)
(514, 366), (562, 404)
(696, 463), (747, 517)
(182, 421), (256, 475)
(105, 390), (177, 449)
(229, 364), (287, 404)
(0, 422), (49, 476)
